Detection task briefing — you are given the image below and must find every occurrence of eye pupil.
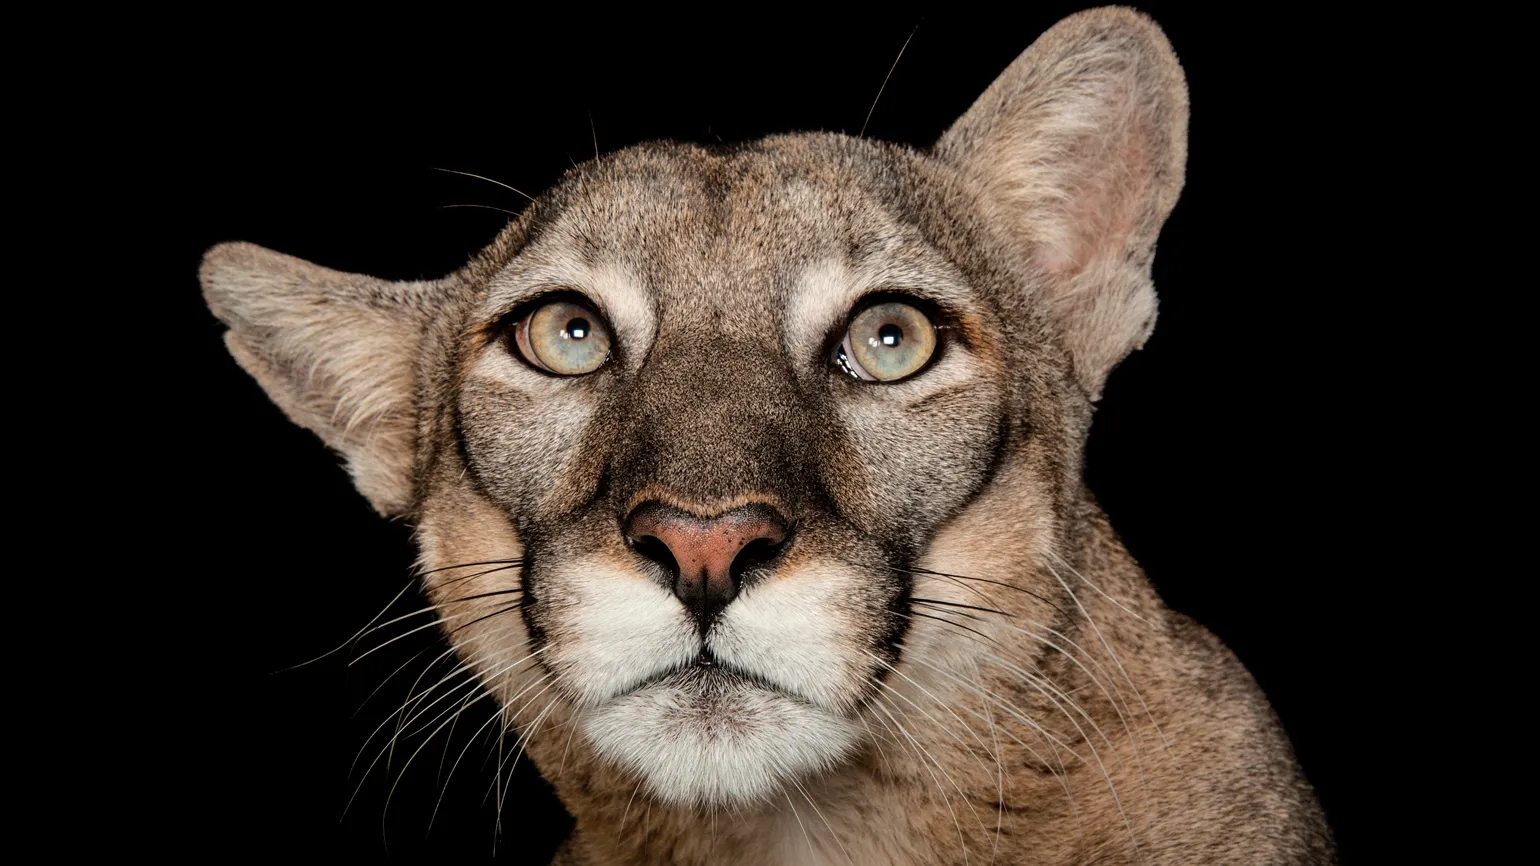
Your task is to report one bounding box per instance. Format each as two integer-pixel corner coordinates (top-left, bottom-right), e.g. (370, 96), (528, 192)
(566, 317), (590, 340)
(877, 324), (903, 347)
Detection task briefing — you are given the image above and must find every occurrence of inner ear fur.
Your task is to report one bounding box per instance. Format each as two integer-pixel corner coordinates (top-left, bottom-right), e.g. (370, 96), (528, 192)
(937, 6), (1188, 400)
(200, 241), (444, 516)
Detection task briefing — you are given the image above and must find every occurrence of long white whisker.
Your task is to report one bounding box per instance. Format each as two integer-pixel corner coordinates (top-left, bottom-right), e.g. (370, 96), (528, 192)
(894, 647), (1074, 797)
(783, 787), (817, 863)
(907, 567), (1136, 735)
(868, 692), (972, 865)
(864, 650), (1000, 776)
(346, 641), (547, 815)
(1043, 558), (1170, 756)
(429, 672), (551, 833)
(974, 653), (1122, 778)
(618, 777), (646, 835)
(430, 167), (536, 202)
(1045, 549), (1149, 623)
(271, 578), (416, 673)
(860, 25), (919, 138)
(791, 777), (854, 865)
(395, 641), (547, 747)
(349, 603), (501, 667)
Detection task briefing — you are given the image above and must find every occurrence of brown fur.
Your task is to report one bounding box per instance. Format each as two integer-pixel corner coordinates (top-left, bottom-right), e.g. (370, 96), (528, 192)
(200, 8), (1334, 864)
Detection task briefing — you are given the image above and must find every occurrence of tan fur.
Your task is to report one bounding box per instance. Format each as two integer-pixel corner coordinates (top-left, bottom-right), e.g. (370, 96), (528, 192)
(936, 7), (1186, 399)
(200, 242), (454, 515)
(200, 8), (1333, 864)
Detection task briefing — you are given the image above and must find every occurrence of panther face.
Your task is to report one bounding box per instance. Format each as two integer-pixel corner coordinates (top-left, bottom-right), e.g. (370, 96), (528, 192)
(413, 138), (1055, 807)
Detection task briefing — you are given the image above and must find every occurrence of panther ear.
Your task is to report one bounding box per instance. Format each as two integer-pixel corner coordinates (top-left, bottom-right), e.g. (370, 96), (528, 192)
(937, 7), (1188, 400)
(200, 241), (442, 516)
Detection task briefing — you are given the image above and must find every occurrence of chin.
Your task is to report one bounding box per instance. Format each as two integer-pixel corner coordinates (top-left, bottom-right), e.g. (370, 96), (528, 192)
(579, 665), (859, 809)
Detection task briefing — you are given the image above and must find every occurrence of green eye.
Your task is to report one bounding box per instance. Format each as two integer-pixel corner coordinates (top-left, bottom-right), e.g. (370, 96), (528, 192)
(837, 301), (938, 382)
(513, 298), (612, 375)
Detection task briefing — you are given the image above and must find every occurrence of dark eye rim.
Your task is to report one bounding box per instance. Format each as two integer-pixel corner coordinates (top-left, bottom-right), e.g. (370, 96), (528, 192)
(498, 289), (618, 377)
(828, 291), (955, 385)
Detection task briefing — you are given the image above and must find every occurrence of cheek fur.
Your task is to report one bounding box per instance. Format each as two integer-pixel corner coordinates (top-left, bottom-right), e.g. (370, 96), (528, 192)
(414, 491), (551, 711)
(827, 363), (1005, 542)
(457, 363), (605, 518)
(537, 557), (699, 707)
(708, 561), (882, 713)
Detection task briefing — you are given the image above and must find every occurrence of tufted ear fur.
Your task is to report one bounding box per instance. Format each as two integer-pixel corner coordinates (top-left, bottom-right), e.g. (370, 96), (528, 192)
(937, 6), (1188, 400)
(200, 242), (442, 516)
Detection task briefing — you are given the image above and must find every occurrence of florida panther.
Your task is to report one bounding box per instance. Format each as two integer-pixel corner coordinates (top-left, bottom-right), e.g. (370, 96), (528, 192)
(201, 8), (1335, 863)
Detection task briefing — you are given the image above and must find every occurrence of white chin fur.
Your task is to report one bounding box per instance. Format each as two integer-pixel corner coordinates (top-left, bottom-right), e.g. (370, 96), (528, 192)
(581, 669), (858, 808)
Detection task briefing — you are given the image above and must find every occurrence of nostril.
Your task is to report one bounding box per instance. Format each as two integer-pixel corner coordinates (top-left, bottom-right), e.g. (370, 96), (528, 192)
(629, 533), (680, 579)
(730, 535), (788, 581)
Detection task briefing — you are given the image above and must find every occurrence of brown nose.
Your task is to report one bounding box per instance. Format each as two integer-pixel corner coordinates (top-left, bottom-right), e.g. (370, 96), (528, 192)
(623, 502), (789, 631)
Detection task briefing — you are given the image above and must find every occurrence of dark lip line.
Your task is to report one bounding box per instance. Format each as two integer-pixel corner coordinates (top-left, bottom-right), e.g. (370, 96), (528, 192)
(619, 649), (816, 707)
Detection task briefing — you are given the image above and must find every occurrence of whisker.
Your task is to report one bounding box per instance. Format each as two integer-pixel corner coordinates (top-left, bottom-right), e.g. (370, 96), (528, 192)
(350, 602), (507, 667)
(902, 566), (1068, 620)
(895, 648), (1074, 797)
(894, 608), (998, 643)
(270, 578), (417, 673)
(865, 652), (999, 806)
(989, 618), (1142, 777)
(985, 660), (1145, 863)
(353, 642), (456, 720)
(974, 652), (1124, 776)
(382, 679), (516, 831)
(441, 588), (525, 605)
(618, 777), (646, 836)
(439, 203), (522, 217)
(487, 688), (561, 839)
(911, 601), (989, 625)
(353, 603), (449, 645)
(556, 701), (585, 780)
(397, 640), (546, 745)
(430, 167), (536, 202)
(791, 777), (850, 864)
(1044, 549), (1150, 623)
(860, 25), (920, 138)
(979, 669), (1007, 864)
(782, 787), (817, 863)
(445, 600), (528, 639)
(909, 596), (1013, 618)
(432, 562), (524, 589)
(415, 557), (524, 578)
(429, 671), (551, 833)
(354, 651), (547, 828)
(1042, 558), (1170, 756)
(350, 634), (541, 784)
(867, 692), (973, 864)
(436, 689), (475, 789)
(904, 581), (1149, 793)
(902, 561), (1149, 769)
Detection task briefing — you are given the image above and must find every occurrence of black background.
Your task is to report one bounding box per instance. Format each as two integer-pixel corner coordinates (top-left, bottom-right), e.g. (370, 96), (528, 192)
(100, 4), (1423, 861)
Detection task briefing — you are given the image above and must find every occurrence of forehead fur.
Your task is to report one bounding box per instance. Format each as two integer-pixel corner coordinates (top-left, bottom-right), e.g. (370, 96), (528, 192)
(474, 135), (1013, 321)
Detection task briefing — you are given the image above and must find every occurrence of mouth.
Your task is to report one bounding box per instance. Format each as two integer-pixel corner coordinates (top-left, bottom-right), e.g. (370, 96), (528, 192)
(628, 649), (812, 707)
